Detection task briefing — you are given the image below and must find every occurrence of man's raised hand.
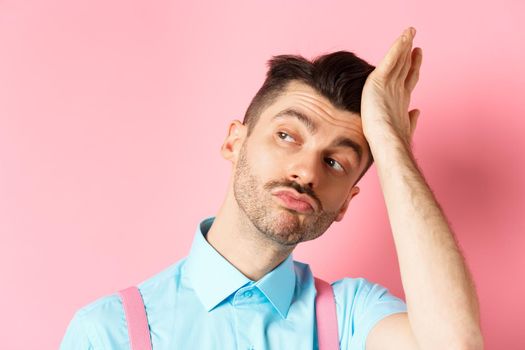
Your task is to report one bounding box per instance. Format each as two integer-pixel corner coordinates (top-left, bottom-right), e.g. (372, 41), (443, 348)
(360, 27), (423, 149)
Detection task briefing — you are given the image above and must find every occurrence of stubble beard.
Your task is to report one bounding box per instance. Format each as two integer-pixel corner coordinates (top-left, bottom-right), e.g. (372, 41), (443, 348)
(233, 142), (339, 247)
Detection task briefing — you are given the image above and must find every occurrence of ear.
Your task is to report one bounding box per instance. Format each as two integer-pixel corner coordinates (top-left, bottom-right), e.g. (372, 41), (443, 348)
(220, 120), (247, 162)
(334, 186), (360, 222)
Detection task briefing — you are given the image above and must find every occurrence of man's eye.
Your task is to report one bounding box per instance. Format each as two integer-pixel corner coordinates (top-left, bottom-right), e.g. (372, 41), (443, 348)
(325, 158), (345, 172)
(277, 131), (295, 143)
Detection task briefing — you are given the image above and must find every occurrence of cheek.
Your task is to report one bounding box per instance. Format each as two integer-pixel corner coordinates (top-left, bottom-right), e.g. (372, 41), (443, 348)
(316, 182), (352, 211)
(248, 139), (286, 179)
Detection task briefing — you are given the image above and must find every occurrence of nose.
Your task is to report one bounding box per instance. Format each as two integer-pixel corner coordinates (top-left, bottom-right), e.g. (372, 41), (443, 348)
(286, 151), (322, 190)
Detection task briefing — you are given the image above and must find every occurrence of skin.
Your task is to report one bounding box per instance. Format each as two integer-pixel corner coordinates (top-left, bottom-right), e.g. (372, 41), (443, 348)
(361, 28), (483, 349)
(208, 27), (483, 350)
(207, 79), (366, 283)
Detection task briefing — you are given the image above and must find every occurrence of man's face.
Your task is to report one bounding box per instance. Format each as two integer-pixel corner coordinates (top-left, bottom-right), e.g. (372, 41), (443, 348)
(231, 80), (370, 247)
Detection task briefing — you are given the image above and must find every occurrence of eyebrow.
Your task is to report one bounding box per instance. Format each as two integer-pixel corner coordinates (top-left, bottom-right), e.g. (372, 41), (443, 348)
(274, 108), (318, 134)
(273, 108), (363, 163)
(331, 136), (363, 164)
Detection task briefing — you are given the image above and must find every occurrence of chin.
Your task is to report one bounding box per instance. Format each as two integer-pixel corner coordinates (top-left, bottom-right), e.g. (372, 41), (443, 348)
(274, 207), (304, 221)
(270, 211), (304, 234)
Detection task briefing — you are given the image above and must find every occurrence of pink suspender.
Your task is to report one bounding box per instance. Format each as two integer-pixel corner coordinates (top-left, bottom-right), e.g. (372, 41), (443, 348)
(314, 277), (340, 350)
(118, 287), (153, 350)
(118, 278), (339, 350)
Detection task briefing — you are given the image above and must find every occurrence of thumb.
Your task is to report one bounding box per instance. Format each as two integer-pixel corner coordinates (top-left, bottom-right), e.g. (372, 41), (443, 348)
(409, 109), (420, 139)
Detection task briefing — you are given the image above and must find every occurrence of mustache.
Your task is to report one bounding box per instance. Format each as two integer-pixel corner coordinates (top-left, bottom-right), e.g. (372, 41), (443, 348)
(264, 179), (322, 211)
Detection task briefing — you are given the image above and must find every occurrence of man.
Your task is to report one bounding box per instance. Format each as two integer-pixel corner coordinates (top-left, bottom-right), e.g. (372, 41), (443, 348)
(61, 27), (483, 349)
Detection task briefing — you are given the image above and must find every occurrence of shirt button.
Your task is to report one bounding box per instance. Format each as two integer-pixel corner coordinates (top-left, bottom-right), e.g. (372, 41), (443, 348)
(243, 290), (253, 298)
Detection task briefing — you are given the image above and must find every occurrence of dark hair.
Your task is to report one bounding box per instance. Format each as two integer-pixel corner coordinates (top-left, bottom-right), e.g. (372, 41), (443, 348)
(242, 50), (375, 186)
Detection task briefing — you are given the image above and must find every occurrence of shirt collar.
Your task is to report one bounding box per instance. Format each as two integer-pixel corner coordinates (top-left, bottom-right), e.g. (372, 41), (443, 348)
(183, 216), (296, 319)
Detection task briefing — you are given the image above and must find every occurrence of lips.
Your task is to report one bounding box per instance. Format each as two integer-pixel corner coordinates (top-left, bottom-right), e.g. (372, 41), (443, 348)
(271, 188), (317, 213)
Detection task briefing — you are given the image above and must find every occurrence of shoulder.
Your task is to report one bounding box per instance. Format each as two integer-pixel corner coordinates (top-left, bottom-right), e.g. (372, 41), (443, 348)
(137, 258), (186, 303)
(60, 291), (125, 349)
(331, 276), (407, 320)
(81, 258), (185, 318)
(330, 277), (408, 349)
(60, 259), (186, 349)
(331, 276), (397, 305)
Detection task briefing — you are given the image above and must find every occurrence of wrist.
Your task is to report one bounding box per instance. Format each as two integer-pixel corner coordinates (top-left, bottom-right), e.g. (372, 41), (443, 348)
(366, 128), (415, 164)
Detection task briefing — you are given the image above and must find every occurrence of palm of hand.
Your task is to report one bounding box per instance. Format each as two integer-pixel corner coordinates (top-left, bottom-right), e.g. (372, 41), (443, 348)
(361, 27), (423, 148)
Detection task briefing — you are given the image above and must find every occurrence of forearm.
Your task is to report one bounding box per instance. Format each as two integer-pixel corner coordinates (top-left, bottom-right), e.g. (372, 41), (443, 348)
(369, 132), (483, 350)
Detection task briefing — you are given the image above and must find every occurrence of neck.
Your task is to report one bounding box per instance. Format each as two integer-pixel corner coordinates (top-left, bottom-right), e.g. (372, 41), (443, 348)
(206, 187), (295, 282)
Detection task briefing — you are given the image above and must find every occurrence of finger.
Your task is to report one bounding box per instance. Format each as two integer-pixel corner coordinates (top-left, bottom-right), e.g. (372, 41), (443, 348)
(377, 28), (413, 77)
(399, 41), (415, 81)
(406, 47), (423, 92)
(409, 109), (420, 140)
(391, 27), (415, 79)
(398, 32), (414, 82)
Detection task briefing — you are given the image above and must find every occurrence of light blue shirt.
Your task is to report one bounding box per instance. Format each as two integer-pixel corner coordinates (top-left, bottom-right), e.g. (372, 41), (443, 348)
(60, 216), (407, 349)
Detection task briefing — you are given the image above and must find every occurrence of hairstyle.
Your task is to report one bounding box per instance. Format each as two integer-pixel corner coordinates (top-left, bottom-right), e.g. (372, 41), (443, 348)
(242, 50), (376, 186)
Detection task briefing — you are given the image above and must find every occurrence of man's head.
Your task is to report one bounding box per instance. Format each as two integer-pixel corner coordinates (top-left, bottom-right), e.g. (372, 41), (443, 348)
(221, 51), (376, 247)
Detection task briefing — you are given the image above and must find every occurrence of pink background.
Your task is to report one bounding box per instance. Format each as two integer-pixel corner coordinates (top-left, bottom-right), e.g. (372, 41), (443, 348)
(1, 1), (524, 349)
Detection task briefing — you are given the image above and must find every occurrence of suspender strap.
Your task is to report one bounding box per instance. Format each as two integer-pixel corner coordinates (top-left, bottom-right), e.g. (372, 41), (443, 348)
(314, 277), (340, 350)
(119, 279), (338, 350)
(118, 286), (153, 350)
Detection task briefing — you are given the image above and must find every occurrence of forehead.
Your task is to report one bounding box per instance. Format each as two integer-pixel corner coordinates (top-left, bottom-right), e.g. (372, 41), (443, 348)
(258, 80), (365, 140)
